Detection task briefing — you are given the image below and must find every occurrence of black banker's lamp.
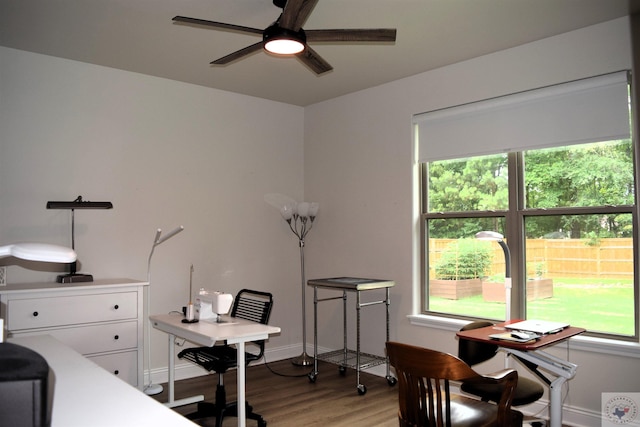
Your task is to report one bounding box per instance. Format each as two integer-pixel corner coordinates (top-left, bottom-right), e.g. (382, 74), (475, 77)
(46, 195), (113, 283)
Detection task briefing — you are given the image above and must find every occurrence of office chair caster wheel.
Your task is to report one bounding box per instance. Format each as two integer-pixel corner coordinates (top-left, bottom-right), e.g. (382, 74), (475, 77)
(386, 375), (397, 386)
(357, 384), (367, 395)
(258, 420), (267, 427)
(339, 366), (347, 375)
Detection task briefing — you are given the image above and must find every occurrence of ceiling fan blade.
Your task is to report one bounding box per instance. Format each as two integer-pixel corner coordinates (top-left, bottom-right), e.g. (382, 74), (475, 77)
(297, 45), (332, 75)
(211, 42), (264, 65)
(279, 0), (318, 31)
(173, 16), (263, 35)
(306, 28), (397, 43)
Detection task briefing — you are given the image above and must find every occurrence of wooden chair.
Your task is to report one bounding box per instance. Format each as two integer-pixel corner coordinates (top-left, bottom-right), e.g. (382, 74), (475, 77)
(386, 341), (523, 427)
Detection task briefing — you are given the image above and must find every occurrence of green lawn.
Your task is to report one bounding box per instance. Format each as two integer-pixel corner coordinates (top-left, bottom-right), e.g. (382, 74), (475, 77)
(429, 278), (635, 336)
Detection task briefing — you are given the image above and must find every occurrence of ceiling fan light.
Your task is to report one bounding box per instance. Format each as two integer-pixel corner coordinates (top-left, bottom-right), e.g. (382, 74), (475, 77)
(263, 25), (305, 55)
(265, 38), (304, 55)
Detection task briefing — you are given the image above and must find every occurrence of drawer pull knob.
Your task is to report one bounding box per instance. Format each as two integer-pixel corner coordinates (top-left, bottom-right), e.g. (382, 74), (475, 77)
(114, 304), (119, 310)
(33, 311), (39, 317)
(114, 335), (119, 340)
(114, 370), (119, 375)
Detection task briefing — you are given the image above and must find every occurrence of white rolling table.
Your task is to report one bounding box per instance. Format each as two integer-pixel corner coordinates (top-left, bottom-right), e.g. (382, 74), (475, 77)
(8, 334), (197, 427)
(150, 313), (280, 427)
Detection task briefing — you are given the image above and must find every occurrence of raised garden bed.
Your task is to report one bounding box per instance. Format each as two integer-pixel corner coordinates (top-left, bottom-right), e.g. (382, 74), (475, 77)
(430, 278), (483, 300)
(482, 278), (553, 302)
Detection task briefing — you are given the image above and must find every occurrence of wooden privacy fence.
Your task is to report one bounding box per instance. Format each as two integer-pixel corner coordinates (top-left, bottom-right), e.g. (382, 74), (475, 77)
(430, 238), (634, 281)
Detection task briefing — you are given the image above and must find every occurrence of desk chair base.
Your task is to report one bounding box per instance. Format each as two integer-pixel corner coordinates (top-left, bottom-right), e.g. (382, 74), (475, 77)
(186, 383), (267, 427)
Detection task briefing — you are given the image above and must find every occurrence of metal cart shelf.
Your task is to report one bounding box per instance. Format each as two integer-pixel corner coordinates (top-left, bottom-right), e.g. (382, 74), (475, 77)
(307, 277), (397, 395)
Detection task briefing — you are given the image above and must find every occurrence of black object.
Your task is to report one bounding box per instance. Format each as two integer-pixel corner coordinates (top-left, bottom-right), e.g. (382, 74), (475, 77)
(46, 197), (113, 210)
(178, 289), (273, 427)
(0, 342), (54, 427)
(171, 0), (396, 75)
(46, 195), (113, 283)
(458, 321), (545, 407)
(181, 306), (199, 323)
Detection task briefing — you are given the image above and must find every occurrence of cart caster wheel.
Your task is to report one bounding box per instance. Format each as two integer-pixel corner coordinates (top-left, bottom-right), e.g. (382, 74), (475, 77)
(357, 384), (367, 395)
(308, 373), (317, 383)
(386, 376), (397, 386)
(339, 366), (347, 376)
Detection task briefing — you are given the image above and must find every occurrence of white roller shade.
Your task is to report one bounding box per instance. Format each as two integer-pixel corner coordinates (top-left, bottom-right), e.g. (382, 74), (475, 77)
(415, 71), (631, 162)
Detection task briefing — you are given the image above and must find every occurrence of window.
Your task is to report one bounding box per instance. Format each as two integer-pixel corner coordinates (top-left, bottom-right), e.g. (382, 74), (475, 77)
(416, 72), (637, 340)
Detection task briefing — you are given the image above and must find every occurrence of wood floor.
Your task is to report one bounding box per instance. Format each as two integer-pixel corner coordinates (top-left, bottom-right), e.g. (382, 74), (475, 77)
(151, 357), (399, 426)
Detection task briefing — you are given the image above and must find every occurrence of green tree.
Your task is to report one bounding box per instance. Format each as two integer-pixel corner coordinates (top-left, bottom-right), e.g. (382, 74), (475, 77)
(524, 140), (633, 238)
(428, 140), (634, 239)
(428, 154), (508, 238)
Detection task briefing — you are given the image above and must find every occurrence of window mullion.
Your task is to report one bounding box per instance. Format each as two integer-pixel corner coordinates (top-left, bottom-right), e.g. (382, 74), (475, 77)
(509, 152), (525, 319)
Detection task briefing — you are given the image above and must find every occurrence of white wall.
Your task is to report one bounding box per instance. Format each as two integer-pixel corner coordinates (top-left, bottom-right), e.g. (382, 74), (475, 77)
(304, 17), (638, 425)
(0, 46), (305, 369)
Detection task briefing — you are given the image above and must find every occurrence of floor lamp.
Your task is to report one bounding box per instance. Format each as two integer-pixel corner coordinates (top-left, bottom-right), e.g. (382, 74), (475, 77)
(285, 201), (319, 366)
(143, 226), (184, 395)
(266, 194), (319, 367)
(475, 231), (511, 321)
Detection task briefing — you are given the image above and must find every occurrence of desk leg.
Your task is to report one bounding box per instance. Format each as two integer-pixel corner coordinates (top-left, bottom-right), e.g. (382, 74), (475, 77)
(236, 341), (246, 427)
(505, 348), (577, 427)
(168, 333), (175, 403)
(549, 376), (566, 427)
(162, 333), (204, 409)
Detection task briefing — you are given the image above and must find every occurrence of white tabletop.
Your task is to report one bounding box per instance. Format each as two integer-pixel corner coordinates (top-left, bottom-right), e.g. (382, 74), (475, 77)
(8, 335), (197, 427)
(149, 313), (281, 346)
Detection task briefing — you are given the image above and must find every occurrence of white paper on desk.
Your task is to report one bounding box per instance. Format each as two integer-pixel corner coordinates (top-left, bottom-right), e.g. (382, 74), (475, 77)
(489, 332), (539, 343)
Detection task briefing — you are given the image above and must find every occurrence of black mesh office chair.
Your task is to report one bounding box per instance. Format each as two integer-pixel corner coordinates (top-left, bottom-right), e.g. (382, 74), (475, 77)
(458, 321), (545, 420)
(178, 289), (273, 427)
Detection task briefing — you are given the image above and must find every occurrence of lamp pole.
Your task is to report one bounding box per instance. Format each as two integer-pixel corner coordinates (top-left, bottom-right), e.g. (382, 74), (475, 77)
(144, 226), (184, 395)
(475, 231), (511, 321)
(280, 201), (319, 366)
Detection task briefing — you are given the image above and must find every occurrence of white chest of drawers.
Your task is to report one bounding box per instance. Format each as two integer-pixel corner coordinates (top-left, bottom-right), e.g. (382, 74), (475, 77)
(0, 278), (148, 389)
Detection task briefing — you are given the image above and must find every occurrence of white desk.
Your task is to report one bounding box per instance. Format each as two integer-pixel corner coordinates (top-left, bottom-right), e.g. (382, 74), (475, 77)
(8, 335), (197, 427)
(150, 313), (281, 427)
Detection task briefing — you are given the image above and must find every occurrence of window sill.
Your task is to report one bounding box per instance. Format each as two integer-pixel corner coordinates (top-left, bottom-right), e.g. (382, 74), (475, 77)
(408, 314), (640, 359)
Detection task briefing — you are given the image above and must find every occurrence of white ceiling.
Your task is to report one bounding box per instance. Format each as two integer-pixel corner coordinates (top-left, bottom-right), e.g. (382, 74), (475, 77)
(0, 0), (636, 106)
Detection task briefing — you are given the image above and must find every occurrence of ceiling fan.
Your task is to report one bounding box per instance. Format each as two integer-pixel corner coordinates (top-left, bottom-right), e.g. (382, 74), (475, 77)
(172, 0), (397, 75)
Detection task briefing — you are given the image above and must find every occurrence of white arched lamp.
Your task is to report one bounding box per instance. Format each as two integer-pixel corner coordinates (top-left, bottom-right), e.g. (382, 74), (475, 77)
(143, 226), (184, 396)
(475, 231), (512, 322)
(0, 243), (77, 263)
